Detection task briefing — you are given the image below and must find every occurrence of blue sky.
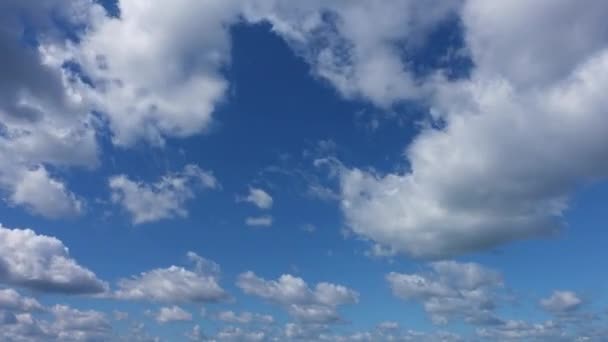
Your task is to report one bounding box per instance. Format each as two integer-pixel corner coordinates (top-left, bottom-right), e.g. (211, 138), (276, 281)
(1, 0), (608, 341)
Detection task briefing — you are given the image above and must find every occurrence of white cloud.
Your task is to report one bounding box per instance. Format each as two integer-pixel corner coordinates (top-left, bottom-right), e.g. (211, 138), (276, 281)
(154, 306), (192, 324)
(241, 187), (273, 209)
(387, 261), (503, 325)
(339, 0), (608, 258)
(237, 271), (358, 323)
(245, 216), (273, 227)
(0, 288), (43, 312)
(0, 224), (108, 294)
(76, 0), (239, 146)
(540, 291), (583, 314)
(0, 0), (99, 218)
(109, 164), (218, 224)
(242, 0), (459, 107)
(114, 252), (227, 303)
(51, 304), (111, 340)
(9, 166), (82, 218)
(216, 310), (274, 325)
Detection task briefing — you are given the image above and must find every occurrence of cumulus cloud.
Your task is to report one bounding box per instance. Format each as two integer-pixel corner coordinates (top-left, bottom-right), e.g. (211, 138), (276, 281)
(237, 271), (358, 324)
(0, 288), (43, 312)
(240, 187), (273, 209)
(109, 164), (218, 224)
(153, 306), (192, 324)
(9, 167), (82, 218)
(540, 291), (583, 314)
(387, 261), (503, 325)
(0, 224), (108, 294)
(76, 0), (239, 146)
(339, 0), (608, 258)
(242, 0), (460, 107)
(216, 310), (274, 325)
(245, 216), (273, 227)
(114, 252), (227, 303)
(0, 0), (99, 218)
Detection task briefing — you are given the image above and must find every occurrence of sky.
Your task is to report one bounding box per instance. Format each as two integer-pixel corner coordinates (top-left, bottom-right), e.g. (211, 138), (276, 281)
(1, 0), (608, 341)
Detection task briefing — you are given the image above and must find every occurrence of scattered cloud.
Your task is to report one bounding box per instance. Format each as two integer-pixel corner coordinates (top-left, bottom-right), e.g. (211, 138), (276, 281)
(114, 252), (227, 303)
(387, 261), (503, 325)
(153, 306), (193, 324)
(245, 216), (273, 228)
(237, 271), (358, 324)
(0, 224), (108, 294)
(109, 164), (218, 224)
(240, 187), (273, 209)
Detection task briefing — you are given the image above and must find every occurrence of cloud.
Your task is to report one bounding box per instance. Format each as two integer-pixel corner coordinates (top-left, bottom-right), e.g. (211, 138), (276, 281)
(153, 306), (192, 324)
(0, 0), (99, 218)
(240, 187), (273, 209)
(540, 291), (583, 314)
(51, 304), (111, 340)
(9, 166), (82, 218)
(237, 271), (358, 324)
(114, 252), (228, 303)
(0, 224), (108, 294)
(109, 164), (218, 224)
(242, 0), (459, 107)
(75, 0), (239, 146)
(245, 216), (273, 227)
(339, 0), (608, 258)
(216, 310), (274, 325)
(0, 288), (43, 312)
(387, 261), (503, 325)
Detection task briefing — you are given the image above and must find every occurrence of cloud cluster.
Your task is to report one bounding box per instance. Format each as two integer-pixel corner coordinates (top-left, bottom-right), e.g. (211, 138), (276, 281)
(237, 271), (358, 324)
(109, 164), (218, 224)
(387, 261), (503, 325)
(114, 252), (228, 303)
(339, 0), (608, 258)
(0, 224), (108, 294)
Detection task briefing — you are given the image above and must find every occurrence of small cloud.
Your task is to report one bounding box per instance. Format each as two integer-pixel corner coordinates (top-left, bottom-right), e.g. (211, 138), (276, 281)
(245, 216), (273, 227)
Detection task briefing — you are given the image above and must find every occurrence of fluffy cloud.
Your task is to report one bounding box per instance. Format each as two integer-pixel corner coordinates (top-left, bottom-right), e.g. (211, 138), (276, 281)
(76, 0), (239, 146)
(51, 305), (111, 341)
(216, 310), (274, 325)
(0, 224), (108, 294)
(387, 261), (503, 325)
(339, 0), (608, 258)
(114, 252), (227, 303)
(9, 167), (82, 218)
(237, 271), (358, 323)
(109, 164), (218, 224)
(245, 216), (273, 227)
(242, 0), (460, 107)
(240, 187), (273, 209)
(540, 291), (583, 314)
(0, 288), (43, 312)
(0, 0), (99, 218)
(153, 306), (192, 324)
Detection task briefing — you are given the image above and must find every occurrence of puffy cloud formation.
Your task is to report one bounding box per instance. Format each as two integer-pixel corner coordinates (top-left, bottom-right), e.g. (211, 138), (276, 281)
(237, 271), (358, 323)
(109, 164), (218, 224)
(216, 310), (274, 325)
(0, 305), (112, 342)
(339, 0), (608, 258)
(114, 252), (228, 303)
(540, 291), (583, 314)
(0, 0), (99, 218)
(0, 224), (108, 294)
(241, 0), (460, 107)
(245, 216), (273, 227)
(0, 288), (43, 312)
(387, 261), (503, 325)
(241, 187), (273, 209)
(154, 306), (193, 324)
(76, 0), (239, 146)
